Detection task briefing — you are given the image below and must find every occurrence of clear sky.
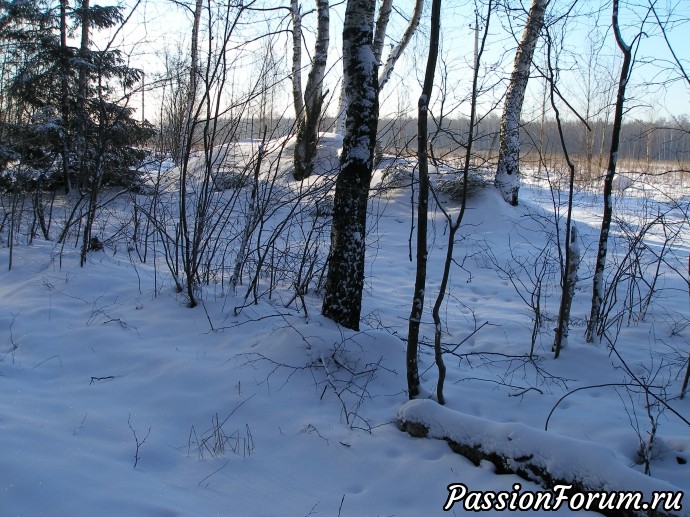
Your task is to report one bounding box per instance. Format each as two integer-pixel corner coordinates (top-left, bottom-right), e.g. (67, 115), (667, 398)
(97, 0), (689, 124)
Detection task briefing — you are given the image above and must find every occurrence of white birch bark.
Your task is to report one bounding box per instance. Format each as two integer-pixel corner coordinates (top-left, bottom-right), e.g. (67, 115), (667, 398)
(373, 0), (393, 64)
(334, 0), (422, 138)
(290, 0), (304, 119)
(335, 83), (346, 136)
(322, 0), (378, 330)
(377, 0), (424, 90)
(553, 224), (580, 352)
(494, 0), (549, 206)
(177, 0), (203, 167)
(294, 0), (329, 180)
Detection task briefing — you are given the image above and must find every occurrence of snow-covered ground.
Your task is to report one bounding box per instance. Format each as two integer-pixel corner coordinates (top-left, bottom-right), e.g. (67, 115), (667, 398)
(1, 137), (688, 515)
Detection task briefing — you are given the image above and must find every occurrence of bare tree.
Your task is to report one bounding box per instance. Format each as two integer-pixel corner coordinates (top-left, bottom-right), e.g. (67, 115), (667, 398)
(494, 0), (549, 206)
(321, 0), (379, 330)
(586, 0), (645, 342)
(290, 0), (304, 120)
(176, 0), (204, 304)
(406, 0), (441, 400)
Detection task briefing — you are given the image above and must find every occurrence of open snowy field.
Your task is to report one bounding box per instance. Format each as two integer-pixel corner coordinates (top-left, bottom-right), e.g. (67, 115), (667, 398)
(1, 137), (689, 516)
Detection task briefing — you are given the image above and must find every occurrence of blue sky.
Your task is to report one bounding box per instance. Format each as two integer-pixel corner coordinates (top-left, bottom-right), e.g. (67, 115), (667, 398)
(96, 0), (689, 123)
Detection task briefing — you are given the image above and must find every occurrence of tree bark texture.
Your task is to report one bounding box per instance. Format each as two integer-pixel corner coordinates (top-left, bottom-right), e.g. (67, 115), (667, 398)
(553, 225), (580, 356)
(321, 0), (378, 331)
(335, 0), (422, 139)
(494, 0), (548, 206)
(372, 0), (393, 65)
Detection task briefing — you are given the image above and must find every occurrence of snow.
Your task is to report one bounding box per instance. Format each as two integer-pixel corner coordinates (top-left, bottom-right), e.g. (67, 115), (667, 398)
(398, 399), (686, 505)
(1, 136), (689, 515)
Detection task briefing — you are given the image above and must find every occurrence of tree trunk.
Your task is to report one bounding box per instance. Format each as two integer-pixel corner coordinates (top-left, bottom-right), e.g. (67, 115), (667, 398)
(377, 0), (423, 90)
(293, 0), (330, 181)
(494, 0), (548, 206)
(321, 0), (378, 331)
(289, 0), (304, 121)
(179, 0), (204, 307)
(59, 0), (72, 194)
(585, 0), (634, 343)
(553, 225), (580, 356)
(334, 0), (422, 139)
(406, 0), (441, 400)
(372, 0), (393, 65)
(76, 0), (90, 189)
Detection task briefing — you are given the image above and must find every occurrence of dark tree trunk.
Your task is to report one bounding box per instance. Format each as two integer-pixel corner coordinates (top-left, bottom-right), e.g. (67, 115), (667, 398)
(406, 0), (441, 399)
(321, 0), (378, 331)
(586, 0), (634, 343)
(76, 0), (90, 187)
(59, 0), (71, 194)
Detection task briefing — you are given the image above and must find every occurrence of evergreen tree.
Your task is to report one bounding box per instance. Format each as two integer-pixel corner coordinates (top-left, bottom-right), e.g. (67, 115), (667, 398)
(0, 0), (153, 195)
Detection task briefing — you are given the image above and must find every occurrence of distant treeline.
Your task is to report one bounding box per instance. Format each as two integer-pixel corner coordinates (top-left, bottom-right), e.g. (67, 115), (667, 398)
(374, 114), (690, 167)
(174, 113), (690, 168)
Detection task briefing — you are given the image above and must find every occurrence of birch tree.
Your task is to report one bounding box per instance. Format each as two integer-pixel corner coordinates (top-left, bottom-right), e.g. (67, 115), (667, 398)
(334, 0), (423, 137)
(321, 0), (378, 330)
(292, 0), (330, 180)
(585, 0), (641, 342)
(376, 0), (423, 91)
(494, 0), (549, 206)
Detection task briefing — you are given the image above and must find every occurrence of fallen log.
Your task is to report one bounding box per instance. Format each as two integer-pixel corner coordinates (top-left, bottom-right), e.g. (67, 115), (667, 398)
(397, 399), (686, 517)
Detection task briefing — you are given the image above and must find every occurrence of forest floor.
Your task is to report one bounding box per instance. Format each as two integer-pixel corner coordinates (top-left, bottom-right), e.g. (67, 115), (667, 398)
(1, 137), (689, 515)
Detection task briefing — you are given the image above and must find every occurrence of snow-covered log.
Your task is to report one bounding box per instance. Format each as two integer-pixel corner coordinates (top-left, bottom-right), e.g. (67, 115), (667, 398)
(398, 399), (686, 517)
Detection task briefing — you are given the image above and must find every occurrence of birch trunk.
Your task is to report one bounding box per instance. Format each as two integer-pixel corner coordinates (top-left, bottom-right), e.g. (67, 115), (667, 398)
(553, 225), (581, 356)
(179, 0), (203, 306)
(586, 0), (634, 343)
(334, 0), (422, 139)
(290, 0), (303, 119)
(377, 0), (423, 90)
(293, 0), (329, 180)
(494, 0), (548, 206)
(321, 0), (378, 331)
(372, 0), (393, 64)
(335, 83), (346, 136)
